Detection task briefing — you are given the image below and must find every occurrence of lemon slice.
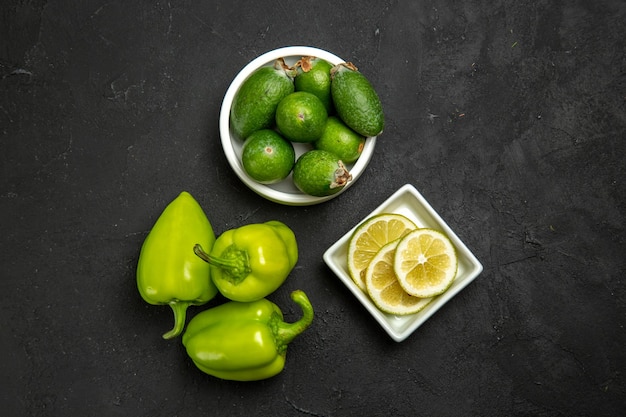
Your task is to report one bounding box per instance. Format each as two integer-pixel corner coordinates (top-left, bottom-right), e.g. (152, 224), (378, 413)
(393, 228), (458, 298)
(365, 240), (433, 315)
(347, 213), (417, 290)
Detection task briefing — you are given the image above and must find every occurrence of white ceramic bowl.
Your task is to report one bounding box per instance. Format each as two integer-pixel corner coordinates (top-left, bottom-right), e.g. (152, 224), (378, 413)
(219, 46), (377, 206)
(323, 184), (484, 342)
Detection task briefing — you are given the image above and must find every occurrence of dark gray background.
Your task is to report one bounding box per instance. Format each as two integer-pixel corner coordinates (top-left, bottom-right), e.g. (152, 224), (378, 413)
(2, 1), (625, 416)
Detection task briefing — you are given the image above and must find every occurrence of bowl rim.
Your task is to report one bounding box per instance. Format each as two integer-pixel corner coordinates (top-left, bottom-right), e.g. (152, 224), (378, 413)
(219, 46), (377, 206)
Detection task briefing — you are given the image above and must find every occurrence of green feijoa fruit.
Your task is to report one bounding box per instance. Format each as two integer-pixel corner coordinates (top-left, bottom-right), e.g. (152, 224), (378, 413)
(330, 62), (384, 137)
(241, 129), (295, 184)
(275, 91), (328, 143)
(294, 56), (333, 113)
(314, 116), (365, 164)
(293, 150), (352, 197)
(230, 59), (296, 139)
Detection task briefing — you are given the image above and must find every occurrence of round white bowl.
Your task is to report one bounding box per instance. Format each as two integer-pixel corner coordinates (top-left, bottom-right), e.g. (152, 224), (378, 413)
(219, 46), (377, 206)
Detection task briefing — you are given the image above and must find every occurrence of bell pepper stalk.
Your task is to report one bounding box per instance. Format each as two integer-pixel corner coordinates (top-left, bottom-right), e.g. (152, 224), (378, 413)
(193, 220), (298, 302)
(182, 289), (314, 381)
(136, 191), (218, 339)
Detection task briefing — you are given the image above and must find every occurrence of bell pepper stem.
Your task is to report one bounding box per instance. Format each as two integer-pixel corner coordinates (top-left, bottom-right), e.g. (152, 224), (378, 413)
(162, 301), (190, 340)
(274, 290), (314, 352)
(193, 244), (251, 284)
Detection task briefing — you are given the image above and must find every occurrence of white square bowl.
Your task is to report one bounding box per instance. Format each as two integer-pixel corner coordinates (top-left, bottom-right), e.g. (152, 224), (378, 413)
(322, 184), (483, 342)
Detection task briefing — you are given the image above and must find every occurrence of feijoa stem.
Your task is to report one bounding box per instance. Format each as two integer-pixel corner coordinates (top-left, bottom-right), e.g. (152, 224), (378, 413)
(330, 161), (352, 189)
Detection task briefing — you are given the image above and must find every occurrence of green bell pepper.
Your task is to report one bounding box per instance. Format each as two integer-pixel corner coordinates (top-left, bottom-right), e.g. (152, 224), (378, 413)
(182, 289), (314, 381)
(193, 220), (297, 302)
(136, 191), (218, 339)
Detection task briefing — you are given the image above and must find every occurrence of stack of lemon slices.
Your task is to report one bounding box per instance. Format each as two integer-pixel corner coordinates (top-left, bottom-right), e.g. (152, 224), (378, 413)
(347, 213), (458, 316)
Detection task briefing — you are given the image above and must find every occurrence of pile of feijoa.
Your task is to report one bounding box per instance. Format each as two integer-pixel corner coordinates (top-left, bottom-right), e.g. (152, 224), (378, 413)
(230, 56), (384, 197)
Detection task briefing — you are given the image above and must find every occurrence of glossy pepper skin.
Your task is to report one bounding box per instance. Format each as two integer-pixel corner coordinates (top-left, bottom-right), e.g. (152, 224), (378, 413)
(193, 220), (297, 302)
(182, 290), (314, 381)
(137, 191), (218, 339)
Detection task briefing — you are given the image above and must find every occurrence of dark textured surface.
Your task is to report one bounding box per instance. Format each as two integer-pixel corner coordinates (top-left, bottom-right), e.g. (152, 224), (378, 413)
(2, 1), (625, 416)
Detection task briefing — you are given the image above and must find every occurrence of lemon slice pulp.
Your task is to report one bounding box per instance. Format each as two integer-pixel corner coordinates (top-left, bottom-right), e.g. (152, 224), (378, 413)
(393, 228), (458, 298)
(365, 240), (433, 315)
(347, 213), (417, 290)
